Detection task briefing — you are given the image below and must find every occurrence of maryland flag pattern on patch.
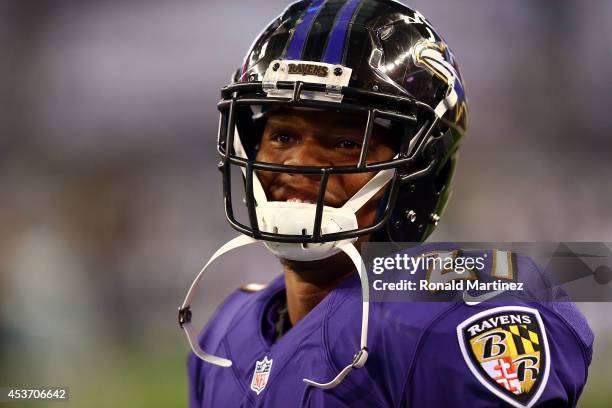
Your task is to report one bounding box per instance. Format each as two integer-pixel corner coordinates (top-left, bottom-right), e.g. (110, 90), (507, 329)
(457, 306), (550, 408)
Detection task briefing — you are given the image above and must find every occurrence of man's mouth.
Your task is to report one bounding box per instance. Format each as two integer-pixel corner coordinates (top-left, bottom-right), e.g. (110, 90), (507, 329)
(286, 197), (316, 204)
(271, 186), (343, 207)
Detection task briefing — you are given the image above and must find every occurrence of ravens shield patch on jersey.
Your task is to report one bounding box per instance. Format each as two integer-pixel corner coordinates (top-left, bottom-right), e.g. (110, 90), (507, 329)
(457, 306), (550, 408)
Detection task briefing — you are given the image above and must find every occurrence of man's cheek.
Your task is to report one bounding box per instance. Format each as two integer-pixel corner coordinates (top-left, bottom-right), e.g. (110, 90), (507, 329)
(254, 149), (266, 162)
(347, 173), (376, 194)
(355, 202), (377, 227)
(255, 170), (274, 190)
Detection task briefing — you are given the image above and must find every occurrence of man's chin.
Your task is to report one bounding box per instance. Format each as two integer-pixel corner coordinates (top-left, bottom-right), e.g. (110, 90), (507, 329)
(280, 251), (355, 284)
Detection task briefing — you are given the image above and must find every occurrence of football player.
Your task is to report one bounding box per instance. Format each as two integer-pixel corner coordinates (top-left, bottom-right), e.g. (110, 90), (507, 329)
(180, 0), (593, 406)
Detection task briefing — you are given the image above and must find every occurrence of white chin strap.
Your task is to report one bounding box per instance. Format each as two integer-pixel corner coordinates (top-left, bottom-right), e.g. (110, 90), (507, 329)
(179, 237), (370, 389)
(178, 130), (392, 389)
(179, 234), (257, 368)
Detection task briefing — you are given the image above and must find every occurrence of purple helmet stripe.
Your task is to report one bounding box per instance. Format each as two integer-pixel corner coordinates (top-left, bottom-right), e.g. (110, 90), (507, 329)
(322, 0), (361, 64)
(285, 0), (328, 60)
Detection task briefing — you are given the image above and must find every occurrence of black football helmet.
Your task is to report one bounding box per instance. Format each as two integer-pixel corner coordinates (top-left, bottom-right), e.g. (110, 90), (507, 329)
(179, 0), (469, 384)
(217, 0), (468, 245)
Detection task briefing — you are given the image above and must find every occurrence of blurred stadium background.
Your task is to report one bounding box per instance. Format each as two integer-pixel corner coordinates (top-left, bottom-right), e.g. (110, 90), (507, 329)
(1, 0), (611, 406)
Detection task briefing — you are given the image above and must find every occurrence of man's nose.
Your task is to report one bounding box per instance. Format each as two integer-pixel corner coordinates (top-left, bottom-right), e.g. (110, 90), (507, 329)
(282, 140), (333, 168)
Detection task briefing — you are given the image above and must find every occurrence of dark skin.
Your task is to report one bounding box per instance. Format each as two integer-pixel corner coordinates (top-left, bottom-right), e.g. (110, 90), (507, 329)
(255, 108), (398, 326)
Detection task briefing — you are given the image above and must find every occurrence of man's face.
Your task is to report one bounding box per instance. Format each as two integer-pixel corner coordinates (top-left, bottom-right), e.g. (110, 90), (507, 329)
(255, 108), (399, 230)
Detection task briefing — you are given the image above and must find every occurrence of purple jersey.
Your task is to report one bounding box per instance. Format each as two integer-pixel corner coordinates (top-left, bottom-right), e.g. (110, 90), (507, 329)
(187, 246), (593, 407)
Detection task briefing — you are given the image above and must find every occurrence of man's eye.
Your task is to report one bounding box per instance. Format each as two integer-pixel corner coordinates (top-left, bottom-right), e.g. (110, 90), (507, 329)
(335, 139), (362, 149)
(271, 133), (296, 144)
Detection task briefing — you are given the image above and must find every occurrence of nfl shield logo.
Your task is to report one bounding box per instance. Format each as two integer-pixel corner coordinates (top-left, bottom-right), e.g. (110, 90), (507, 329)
(250, 356), (273, 395)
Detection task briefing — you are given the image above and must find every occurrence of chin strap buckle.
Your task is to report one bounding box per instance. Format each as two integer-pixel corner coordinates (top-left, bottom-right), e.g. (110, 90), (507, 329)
(352, 347), (369, 368)
(178, 306), (192, 329)
(303, 346), (369, 390)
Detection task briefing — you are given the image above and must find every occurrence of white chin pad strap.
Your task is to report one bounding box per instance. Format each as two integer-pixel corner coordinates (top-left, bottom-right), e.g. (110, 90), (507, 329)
(258, 166), (394, 261)
(179, 235), (370, 390)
